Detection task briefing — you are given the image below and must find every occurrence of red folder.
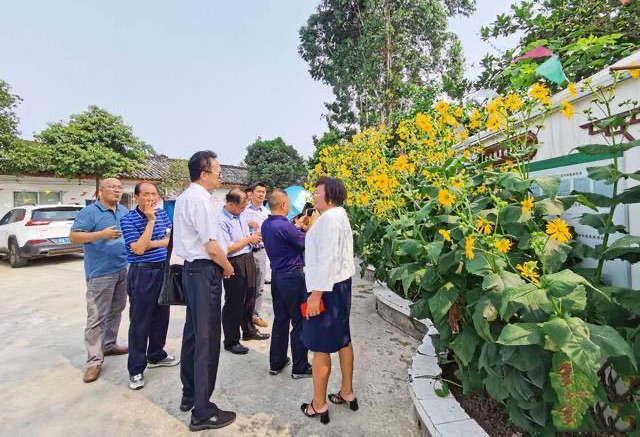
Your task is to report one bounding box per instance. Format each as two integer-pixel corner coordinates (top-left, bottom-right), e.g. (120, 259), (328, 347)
(300, 300), (325, 317)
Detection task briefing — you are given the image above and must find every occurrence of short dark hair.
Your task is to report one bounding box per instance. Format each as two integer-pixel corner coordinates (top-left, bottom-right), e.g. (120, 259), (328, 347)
(226, 188), (246, 204)
(251, 182), (267, 191)
(315, 176), (347, 206)
(244, 187), (253, 195)
(134, 181), (157, 196)
(267, 189), (287, 210)
(188, 150), (218, 182)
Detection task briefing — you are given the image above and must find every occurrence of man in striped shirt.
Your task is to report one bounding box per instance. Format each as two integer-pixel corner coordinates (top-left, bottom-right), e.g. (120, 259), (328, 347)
(120, 182), (179, 390)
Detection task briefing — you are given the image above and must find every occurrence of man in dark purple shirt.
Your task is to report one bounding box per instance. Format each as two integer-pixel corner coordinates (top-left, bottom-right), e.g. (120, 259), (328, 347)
(261, 189), (312, 379)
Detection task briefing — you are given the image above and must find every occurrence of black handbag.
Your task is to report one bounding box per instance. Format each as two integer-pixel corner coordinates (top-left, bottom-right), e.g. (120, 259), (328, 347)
(158, 230), (186, 306)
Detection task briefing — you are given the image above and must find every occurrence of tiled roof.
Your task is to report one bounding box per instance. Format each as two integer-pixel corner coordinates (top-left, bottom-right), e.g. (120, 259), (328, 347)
(124, 155), (248, 186)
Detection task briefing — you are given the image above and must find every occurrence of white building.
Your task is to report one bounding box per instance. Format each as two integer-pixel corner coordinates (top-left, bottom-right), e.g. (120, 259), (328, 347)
(463, 50), (640, 288)
(0, 155), (249, 218)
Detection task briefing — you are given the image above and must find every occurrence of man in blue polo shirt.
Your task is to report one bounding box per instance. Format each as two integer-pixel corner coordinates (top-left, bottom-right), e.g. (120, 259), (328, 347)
(70, 178), (129, 384)
(120, 182), (179, 390)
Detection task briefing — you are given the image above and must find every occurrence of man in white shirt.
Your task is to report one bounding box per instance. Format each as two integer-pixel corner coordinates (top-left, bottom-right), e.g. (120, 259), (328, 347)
(173, 150), (236, 432)
(242, 182), (270, 328)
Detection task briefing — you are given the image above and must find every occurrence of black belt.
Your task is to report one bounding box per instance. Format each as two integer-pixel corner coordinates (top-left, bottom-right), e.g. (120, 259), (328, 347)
(130, 262), (164, 269)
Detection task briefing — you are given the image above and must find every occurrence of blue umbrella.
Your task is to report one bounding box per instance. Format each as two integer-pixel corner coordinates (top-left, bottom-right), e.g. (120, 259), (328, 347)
(284, 186), (310, 220)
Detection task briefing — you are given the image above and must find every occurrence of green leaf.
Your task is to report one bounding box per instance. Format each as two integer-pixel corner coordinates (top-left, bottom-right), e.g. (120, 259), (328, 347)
(409, 297), (431, 320)
(418, 266), (439, 291)
(534, 198), (564, 216)
(465, 253), (493, 276)
(499, 205), (527, 224)
(434, 380), (450, 397)
(449, 327), (480, 366)
(425, 241), (444, 264)
(549, 353), (597, 431)
(533, 176), (560, 198)
(497, 323), (544, 346)
(618, 185), (640, 204)
(501, 284), (553, 320)
(543, 316), (601, 374)
(503, 366), (535, 402)
(587, 164), (620, 185)
(498, 173), (531, 191)
(484, 373), (508, 401)
(482, 270), (525, 293)
(587, 324), (637, 370)
(538, 238), (572, 273)
(575, 140), (640, 156)
(469, 197), (492, 214)
(396, 239), (422, 257)
(437, 249), (462, 274)
(605, 286), (640, 316)
(602, 235), (640, 263)
(473, 297), (496, 341)
(428, 282), (459, 322)
(415, 199), (436, 222)
(542, 270), (589, 312)
(571, 190), (617, 208)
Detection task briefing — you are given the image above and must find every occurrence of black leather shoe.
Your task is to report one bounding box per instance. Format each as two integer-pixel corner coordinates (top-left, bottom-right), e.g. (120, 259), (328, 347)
(242, 332), (270, 341)
(224, 344), (249, 355)
(269, 357), (291, 375)
(189, 410), (236, 431)
(180, 397), (194, 412)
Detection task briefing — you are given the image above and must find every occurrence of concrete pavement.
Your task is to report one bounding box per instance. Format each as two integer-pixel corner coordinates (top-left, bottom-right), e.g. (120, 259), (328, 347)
(0, 255), (420, 437)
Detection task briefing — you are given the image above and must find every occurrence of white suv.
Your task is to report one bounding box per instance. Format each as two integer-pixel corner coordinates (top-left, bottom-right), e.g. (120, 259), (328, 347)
(0, 204), (84, 268)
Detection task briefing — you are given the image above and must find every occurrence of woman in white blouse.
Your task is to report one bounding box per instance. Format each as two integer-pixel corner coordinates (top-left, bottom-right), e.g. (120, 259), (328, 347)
(300, 177), (357, 425)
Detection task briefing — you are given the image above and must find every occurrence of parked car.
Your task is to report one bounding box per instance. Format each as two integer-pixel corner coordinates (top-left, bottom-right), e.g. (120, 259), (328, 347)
(0, 205), (84, 268)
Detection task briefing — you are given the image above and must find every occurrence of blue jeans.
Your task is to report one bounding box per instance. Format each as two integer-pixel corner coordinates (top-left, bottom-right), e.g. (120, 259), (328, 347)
(269, 269), (309, 373)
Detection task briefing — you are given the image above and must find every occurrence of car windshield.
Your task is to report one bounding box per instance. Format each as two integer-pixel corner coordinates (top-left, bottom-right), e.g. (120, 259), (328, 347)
(31, 207), (81, 222)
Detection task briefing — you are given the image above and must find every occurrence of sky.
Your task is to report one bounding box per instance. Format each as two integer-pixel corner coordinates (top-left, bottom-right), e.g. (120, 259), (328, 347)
(2, 0), (518, 166)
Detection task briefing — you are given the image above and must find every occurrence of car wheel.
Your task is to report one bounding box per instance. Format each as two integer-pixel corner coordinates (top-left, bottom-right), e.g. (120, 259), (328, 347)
(9, 240), (28, 268)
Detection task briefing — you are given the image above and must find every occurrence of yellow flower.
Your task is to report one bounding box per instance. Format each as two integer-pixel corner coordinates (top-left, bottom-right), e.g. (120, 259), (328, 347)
(567, 83), (577, 99)
(459, 129), (469, 141)
(486, 98), (501, 114)
(560, 100), (574, 119)
(454, 107), (463, 117)
(504, 93), (523, 112)
(521, 196), (534, 213)
(476, 217), (493, 235)
(465, 237), (475, 259)
(463, 149), (471, 158)
(477, 185), (486, 194)
(451, 175), (465, 189)
(517, 261), (540, 283)
(629, 62), (640, 79)
(416, 113), (434, 135)
(435, 100), (450, 114)
(438, 189), (456, 207)
(546, 218), (572, 243)
(438, 229), (451, 242)
(469, 109), (481, 129)
(529, 83), (551, 105)
(494, 239), (512, 254)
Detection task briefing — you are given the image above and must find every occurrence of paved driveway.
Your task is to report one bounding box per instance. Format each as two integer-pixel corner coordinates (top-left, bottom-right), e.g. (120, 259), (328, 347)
(0, 256), (420, 437)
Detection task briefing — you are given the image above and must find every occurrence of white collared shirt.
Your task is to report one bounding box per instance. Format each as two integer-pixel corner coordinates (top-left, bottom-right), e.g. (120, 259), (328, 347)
(305, 207), (355, 292)
(242, 202), (268, 249)
(173, 183), (221, 262)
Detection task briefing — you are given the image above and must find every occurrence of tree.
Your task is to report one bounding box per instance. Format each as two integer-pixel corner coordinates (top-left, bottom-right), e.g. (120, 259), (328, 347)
(299, 0), (475, 134)
(0, 79), (22, 148)
(157, 159), (189, 198)
(35, 105), (154, 192)
(244, 137), (307, 189)
(307, 130), (342, 170)
(476, 0), (640, 93)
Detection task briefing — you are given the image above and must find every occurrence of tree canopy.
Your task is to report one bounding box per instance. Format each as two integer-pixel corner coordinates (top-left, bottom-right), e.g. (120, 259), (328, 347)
(0, 80), (22, 148)
(307, 130), (342, 170)
(35, 105), (153, 189)
(476, 0), (640, 92)
(299, 0), (476, 134)
(244, 137), (307, 189)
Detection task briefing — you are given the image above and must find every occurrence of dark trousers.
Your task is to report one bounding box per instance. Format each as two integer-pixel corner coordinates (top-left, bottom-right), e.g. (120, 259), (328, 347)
(180, 259), (223, 421)
(270, 268), (309, 373)
(127, 264), (170, 376)
(222, 252), (257, 348)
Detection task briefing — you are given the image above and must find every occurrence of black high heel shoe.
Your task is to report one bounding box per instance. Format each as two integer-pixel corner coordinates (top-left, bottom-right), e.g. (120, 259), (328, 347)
(300, 401), (330, 424)
(329, 392), (359, 411)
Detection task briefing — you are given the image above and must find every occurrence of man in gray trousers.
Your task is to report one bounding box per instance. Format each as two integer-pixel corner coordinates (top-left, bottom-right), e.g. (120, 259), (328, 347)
(70, 178), (129, 383)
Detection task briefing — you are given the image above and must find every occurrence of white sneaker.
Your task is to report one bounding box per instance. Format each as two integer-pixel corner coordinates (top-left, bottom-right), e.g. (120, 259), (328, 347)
(129, 373), (144, 390)
(148, 355), (180, 368)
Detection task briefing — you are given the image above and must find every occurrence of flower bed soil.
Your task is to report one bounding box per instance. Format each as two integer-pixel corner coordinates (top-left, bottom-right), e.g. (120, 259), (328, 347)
(440, 362), (620, 437)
